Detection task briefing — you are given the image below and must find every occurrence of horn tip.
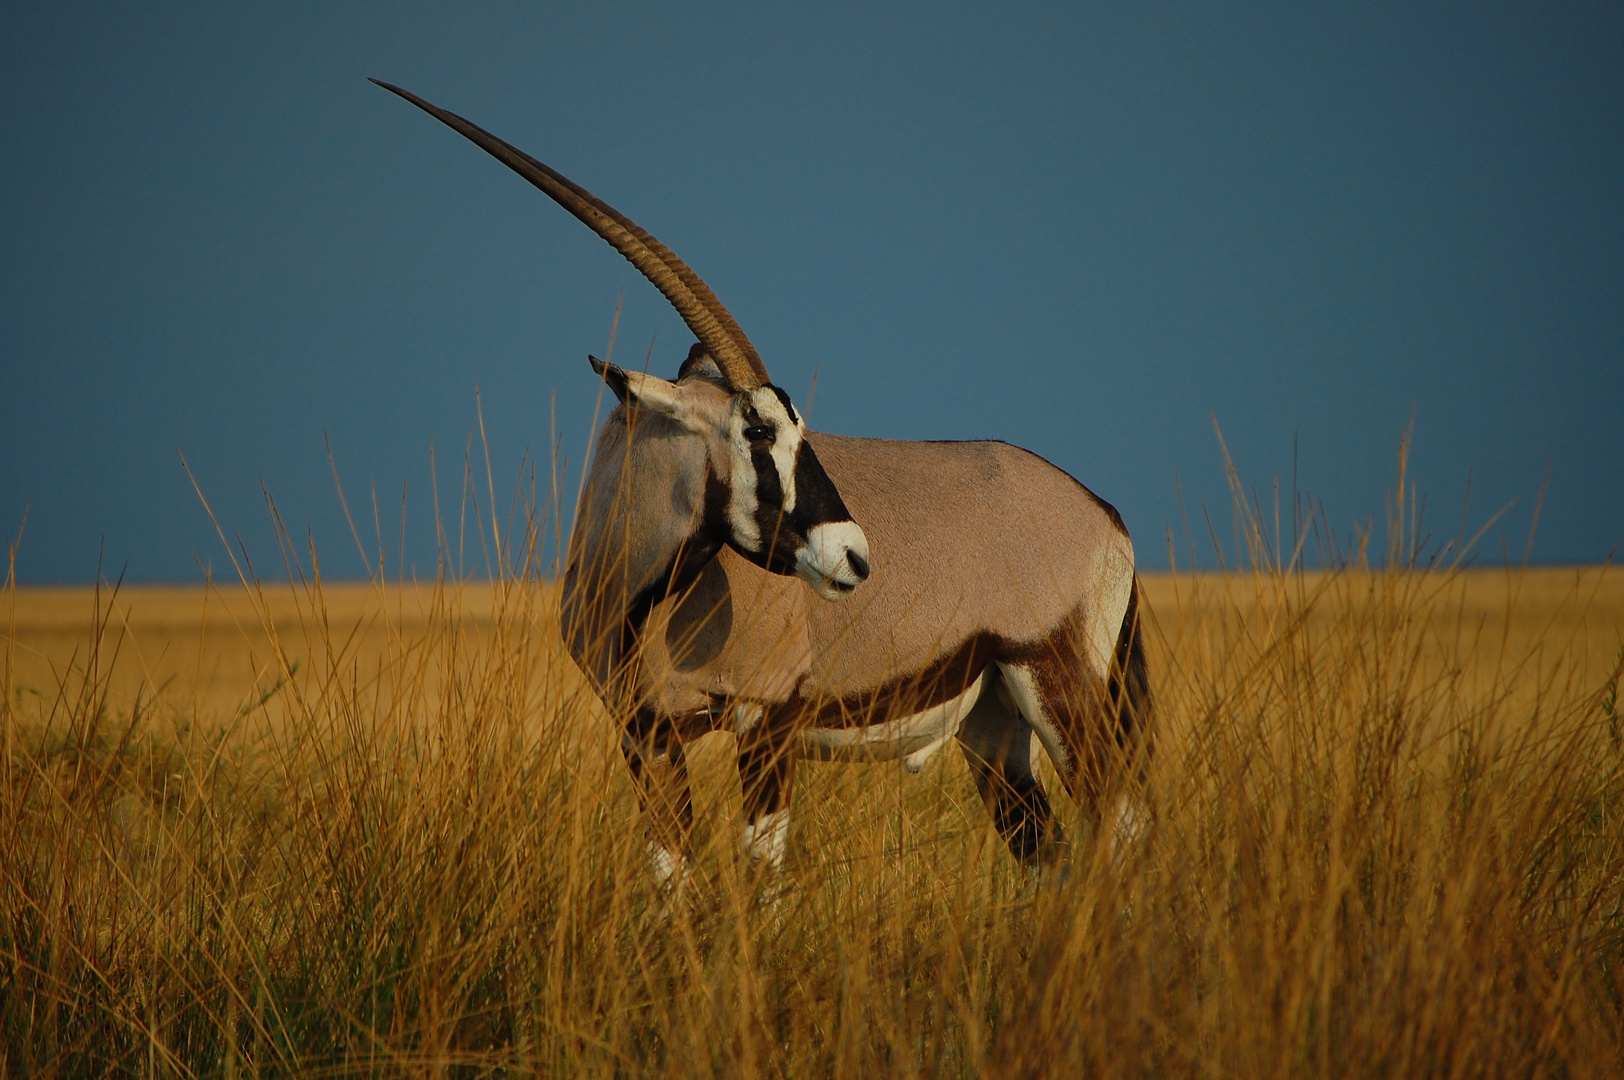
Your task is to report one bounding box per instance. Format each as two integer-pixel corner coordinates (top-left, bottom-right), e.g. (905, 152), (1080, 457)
(368, 78), (414, 103)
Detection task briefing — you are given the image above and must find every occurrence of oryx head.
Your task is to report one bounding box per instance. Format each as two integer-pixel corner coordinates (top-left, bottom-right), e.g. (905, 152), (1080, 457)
(592, 345), (868, 600)
(373, 79), (871, 601)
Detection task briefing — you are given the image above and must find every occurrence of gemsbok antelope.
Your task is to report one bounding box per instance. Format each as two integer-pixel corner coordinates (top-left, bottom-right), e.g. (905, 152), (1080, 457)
(375, 81), (1152, 894)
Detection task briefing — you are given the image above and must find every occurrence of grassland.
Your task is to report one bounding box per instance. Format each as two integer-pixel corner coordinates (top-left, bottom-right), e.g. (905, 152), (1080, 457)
(3, 560), (1622, 1077)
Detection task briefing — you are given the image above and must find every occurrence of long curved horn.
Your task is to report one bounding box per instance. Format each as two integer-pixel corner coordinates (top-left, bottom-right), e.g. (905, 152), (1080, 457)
(372, 79), (769, 390)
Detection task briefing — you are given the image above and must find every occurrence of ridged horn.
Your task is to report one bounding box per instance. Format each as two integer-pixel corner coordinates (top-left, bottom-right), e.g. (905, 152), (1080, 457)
(372, 79), (769, 390)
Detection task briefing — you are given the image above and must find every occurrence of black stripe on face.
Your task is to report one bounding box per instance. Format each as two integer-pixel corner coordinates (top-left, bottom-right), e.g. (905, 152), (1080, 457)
(788, 439), (851, 526)
(749, 446), (801, 573)
(745, 436), (855, 578)
(751, 444), (784, 509)
(766, 384), (800, 425)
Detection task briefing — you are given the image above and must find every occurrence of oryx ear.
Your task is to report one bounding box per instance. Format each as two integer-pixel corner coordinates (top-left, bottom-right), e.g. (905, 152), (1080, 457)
(589, 356), (693, 423)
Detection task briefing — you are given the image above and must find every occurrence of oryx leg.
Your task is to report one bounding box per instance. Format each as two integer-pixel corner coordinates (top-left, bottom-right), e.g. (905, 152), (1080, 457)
(956, 669), (1065, 868)
(735, 712), (797, 896)
(621, 710), (695, 893)
(998, 648), (1147, 863)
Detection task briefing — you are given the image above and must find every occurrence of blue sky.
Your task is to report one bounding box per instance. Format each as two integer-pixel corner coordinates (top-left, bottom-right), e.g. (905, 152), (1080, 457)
(3, 2), (1620, 583)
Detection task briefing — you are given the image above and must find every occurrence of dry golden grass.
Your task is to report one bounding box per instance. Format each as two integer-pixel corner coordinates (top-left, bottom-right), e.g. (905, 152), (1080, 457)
(3, 559), (1622, 1077)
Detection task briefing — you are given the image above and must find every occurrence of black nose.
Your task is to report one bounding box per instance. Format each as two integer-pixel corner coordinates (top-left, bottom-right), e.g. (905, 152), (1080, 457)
(846, 549), (870, 580)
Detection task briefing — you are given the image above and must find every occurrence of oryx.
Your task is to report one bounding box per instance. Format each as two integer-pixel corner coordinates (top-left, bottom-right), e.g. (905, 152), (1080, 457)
(375, 81), (1152, 892)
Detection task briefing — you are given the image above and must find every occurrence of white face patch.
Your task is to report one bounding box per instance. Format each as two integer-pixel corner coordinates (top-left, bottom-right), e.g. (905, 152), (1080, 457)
(725, 388), (804, 553)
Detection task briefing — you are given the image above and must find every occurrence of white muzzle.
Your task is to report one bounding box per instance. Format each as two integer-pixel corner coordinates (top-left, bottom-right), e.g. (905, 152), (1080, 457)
(796, 521), (871, 601)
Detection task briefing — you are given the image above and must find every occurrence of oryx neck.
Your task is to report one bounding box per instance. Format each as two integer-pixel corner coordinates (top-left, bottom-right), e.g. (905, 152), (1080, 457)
(560, 407), (727, 685)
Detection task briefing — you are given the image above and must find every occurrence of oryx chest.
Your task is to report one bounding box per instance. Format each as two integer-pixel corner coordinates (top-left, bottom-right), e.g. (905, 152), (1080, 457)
(792, 671), (987, 774)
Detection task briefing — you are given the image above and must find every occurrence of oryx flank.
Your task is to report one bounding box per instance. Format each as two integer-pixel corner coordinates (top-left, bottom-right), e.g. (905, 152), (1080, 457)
(376, 81), (1152, 894)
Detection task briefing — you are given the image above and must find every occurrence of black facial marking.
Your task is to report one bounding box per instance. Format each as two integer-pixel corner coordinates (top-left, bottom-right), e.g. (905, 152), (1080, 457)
(751, 444), (784, 508)
(790, 439), (853, 525)
(722, 420), (862, 582)
(767, 385), (800, 425)
(743, 443), (803, 575)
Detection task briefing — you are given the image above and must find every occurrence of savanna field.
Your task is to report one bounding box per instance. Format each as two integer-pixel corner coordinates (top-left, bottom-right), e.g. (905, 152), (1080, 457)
(4, 543), (1622, 1076)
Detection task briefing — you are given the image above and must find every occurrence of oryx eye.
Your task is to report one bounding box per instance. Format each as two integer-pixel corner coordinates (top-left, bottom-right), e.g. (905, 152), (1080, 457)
(743, 424), (773, 443)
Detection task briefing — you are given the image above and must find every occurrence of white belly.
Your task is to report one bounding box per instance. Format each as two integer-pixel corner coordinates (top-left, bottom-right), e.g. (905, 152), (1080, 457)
(798, 672), (985, 774)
